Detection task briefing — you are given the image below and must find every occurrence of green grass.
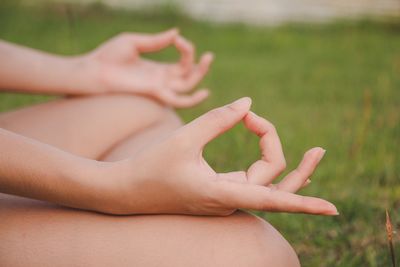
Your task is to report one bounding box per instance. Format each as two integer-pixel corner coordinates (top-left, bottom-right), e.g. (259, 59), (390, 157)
(1, 1), (399, 266)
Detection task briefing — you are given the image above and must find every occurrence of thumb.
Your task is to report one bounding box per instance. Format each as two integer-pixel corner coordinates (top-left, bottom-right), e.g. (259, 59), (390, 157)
(180, 97), (252, 148)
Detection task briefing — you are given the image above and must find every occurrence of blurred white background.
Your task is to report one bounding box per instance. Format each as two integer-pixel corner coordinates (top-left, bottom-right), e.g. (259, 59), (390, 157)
(43, 0), (400, 25)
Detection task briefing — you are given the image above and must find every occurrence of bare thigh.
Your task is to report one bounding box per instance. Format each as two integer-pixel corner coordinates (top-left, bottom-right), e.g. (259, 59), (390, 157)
(0, 95), (300, 267)
(0, 194), (299, 267)
(0, 94), (176, 159)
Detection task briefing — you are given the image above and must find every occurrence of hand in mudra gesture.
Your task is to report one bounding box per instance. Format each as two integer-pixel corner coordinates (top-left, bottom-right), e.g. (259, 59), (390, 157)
(104, 97), (338, 216)
(86, 28), (213, 108)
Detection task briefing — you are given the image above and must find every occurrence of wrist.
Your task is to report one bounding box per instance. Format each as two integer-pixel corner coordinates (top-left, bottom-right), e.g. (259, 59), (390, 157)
(57, 157), (119, 213)
(61, 55), (104, 95)
(74, 159), (135, 214)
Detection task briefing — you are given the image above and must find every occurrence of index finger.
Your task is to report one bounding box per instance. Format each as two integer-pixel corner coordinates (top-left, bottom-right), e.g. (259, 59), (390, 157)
(244, 111), (286, 185)
(128, 28), (179, 53)
(174, 36), (195, 76)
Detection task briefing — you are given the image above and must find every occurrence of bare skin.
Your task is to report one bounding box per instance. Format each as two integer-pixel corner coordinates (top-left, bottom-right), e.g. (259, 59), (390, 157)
(0, 95), (300, 267)
(0, 29), (338, 266)
(0, 197), (300, 267)
(0, 29), (212, 107)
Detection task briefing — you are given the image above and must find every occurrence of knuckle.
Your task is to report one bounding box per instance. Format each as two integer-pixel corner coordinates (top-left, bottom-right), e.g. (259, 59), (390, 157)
(192, 183), (230, 214)
(253, 198), (267, 211)
(202, 181), (236, 209)
(279, 159), (287, 171)
(201, 182), (221, 203)
(266, 121), (277, 132)
(274, 160), (287, 174)
(299, 197), (309, 211)
(186, 41), (195, 53)
(300, 165), (313, 175)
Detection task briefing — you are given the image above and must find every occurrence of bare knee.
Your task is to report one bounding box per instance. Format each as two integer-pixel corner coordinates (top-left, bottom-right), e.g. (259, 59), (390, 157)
(146, 211), (300, 267)
(0, 94), (182, 159)
(0, 196), (300, 267)
(68, 94), (183, 159)
(201, 211), (300, 267)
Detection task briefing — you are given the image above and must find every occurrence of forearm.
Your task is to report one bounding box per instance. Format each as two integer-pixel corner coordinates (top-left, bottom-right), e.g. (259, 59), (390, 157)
(0, 128), (114, 211)
(0, 40), (97, 95)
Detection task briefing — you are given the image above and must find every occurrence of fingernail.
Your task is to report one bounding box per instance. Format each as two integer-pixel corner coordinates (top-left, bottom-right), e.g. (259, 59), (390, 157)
(327, 203), (339, 216)
(230, 97), (252, 109)
(205, 51), (215, 60)
(202, 52), (214, 65)
(199, 89), (210, 97)
(167, 28), (179, 35)
(316, 148), (326, 162)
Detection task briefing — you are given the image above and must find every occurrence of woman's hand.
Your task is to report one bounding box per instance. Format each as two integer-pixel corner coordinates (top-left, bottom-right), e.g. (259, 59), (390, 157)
(84, 29), (213, 108)
(0, 30), (211, 100)
(103, 97), (338, 216)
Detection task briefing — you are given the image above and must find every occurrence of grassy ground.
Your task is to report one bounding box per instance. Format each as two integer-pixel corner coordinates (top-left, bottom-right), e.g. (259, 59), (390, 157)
(1, 1), (399, 266)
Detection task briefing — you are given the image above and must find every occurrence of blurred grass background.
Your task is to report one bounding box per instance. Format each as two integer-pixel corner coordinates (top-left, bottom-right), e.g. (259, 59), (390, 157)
(0, 1), (399, 266)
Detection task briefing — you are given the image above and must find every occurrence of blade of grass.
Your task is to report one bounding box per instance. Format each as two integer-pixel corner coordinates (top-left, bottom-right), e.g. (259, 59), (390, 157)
(386, 209), (396, 267)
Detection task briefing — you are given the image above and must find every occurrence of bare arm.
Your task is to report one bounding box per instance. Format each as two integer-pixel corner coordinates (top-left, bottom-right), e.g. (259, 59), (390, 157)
(0, 40), (93, 95)
(0, 128), (113, 211)
(0, 29), (213, 107)
(0, 99), (338, 216)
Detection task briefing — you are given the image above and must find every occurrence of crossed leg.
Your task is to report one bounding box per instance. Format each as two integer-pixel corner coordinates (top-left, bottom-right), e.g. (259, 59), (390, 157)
(0, 94), (300, 267)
